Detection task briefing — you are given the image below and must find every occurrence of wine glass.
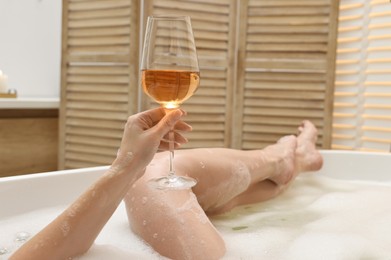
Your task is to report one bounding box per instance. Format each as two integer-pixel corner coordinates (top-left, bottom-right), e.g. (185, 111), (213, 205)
(141, 15), (200, 190)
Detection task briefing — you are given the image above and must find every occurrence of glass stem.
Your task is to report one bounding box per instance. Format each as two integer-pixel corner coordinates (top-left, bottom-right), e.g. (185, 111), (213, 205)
(168, 130), (176, 178)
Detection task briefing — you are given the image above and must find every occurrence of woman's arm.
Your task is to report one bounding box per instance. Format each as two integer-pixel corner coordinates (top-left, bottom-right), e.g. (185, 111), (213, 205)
(10, 108), (190, 260)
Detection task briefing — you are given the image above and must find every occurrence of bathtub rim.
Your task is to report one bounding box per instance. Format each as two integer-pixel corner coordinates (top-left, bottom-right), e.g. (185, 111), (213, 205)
(315, 149), (391, 181)
(1, 150), (390, 218)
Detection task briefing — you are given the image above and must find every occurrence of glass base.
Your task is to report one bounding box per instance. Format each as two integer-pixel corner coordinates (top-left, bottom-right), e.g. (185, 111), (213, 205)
(148, 175), (197, 190)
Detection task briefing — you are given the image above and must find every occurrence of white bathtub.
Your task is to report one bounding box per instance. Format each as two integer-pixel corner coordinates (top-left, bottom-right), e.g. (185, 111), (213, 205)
(315, 150), (391, 181)
(1, 150), (391, 259)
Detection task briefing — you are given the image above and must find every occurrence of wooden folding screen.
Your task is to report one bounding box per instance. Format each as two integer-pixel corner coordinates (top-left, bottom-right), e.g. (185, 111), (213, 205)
(60, 0), (339, 168)
(234, 0), (339, 149)
(143, 0), (340, 150)
(59, 0), (140, 169)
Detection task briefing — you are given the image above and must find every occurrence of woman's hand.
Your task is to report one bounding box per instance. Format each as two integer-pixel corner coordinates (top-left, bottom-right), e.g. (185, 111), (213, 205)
(113, 107), (191, 176)
(10, 107), (191, 260)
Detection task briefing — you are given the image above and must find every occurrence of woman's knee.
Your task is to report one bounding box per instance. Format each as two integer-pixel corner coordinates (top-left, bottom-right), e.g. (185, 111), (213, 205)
(124, 178), (226, 259)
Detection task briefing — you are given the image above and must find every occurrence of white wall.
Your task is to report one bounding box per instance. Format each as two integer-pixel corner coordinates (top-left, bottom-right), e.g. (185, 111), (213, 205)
(0, 0), (61, 98)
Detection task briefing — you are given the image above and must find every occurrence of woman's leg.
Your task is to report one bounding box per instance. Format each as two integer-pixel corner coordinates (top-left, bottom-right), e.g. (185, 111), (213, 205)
(124, 157), (226, 259)
(123, 138), (297, 259)
(209, 120), (323, 214)
(124, 120), (322, 259)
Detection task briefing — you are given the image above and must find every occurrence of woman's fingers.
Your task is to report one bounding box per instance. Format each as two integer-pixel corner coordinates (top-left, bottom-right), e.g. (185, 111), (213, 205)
(153, 109), (184, 138)
(173, 120), (192, 132)
(159, 131), (189, 150)
(161, 131), (188, 144)
(158, 141), (181, 151)
(139, 107), (166, 126)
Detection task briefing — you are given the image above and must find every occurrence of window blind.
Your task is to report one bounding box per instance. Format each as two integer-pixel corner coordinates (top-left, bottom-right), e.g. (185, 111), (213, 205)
(333, 0), (391, 152)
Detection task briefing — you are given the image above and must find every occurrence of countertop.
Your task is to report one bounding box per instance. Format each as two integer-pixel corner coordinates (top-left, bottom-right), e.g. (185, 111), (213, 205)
(0, 97), (60, 109)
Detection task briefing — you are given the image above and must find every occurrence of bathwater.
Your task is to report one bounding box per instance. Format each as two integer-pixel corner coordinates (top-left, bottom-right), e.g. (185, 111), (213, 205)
(1, 175), (391, 259)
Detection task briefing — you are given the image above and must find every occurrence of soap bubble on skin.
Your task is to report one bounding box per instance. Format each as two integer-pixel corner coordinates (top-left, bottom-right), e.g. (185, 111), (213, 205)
(67, 203), (81, 218)
(199, 162), (205, 169)
(61, 221), (71, 237)
(0, 205), (68, 256)
(199, 160), (251, 211)
(107, 152), (134, 178)
(176, 193), (209, 224)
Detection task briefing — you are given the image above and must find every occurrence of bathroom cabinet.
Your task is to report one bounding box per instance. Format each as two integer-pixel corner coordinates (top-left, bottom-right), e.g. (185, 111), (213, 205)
(0, 105), (58, 177)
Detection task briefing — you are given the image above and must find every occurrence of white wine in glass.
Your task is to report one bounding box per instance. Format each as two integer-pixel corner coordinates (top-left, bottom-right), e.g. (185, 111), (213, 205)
(141, 15), (200, 189)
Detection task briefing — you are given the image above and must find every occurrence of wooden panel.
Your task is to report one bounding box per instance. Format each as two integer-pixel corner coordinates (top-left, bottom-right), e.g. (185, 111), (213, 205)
(234, 0), (340, 149)
(59, 0), (340, 164)
(0, 112), (58, 177)
(59, 0), (140, 169)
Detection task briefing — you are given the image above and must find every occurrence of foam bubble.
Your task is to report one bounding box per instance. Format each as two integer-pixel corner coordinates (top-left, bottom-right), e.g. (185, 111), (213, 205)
(2, 176), (391, 259)
(213, 175), (391, 259)
(106, 152), (134, 179)
(14, 231), (30, 242)
(141, 197), (148, 205)
(61, 221), (70, 237)
(0, 246), (9, 255)
(199, 162), (206, 169)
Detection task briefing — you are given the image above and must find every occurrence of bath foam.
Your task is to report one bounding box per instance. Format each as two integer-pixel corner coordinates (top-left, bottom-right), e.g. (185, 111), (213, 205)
(1, 175), (391, 259)
(0, 204), (161, 260)
(213, 175), (391, 259)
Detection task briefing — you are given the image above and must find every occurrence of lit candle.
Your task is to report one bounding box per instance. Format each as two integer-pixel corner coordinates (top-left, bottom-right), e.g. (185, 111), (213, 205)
(0, 70), (9, 93)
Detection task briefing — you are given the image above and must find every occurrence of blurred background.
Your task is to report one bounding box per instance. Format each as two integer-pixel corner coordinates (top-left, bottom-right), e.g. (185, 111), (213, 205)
(0, 0), (390, 177)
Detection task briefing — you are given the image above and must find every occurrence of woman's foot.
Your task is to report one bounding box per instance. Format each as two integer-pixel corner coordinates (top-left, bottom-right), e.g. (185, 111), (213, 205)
(260, 135), (298, 185)
(262, 120), (323, 186)
(296, 120), (323, 172)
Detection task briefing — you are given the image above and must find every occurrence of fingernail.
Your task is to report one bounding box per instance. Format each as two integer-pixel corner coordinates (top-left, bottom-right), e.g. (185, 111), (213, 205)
(172, 109), (183, 121)
(180, 109), (187, 116)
